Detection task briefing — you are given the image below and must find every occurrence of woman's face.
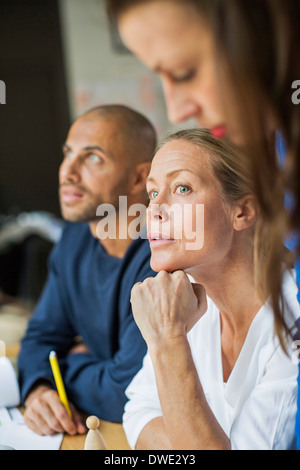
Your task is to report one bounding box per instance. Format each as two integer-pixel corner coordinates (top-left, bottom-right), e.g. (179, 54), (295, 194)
(146, 139), (235, 273)
(119, 1), (237, 140)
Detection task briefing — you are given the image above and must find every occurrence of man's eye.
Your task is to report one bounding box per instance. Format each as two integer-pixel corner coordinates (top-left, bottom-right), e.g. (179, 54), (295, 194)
(65, 150), (73, 159)
(175, 185), (190, 195)
(89, 154), (102, 163)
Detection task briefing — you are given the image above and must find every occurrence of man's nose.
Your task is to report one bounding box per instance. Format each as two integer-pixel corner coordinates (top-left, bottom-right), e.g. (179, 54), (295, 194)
(59, 157), (82, 184)
(161, 77), (200, 124)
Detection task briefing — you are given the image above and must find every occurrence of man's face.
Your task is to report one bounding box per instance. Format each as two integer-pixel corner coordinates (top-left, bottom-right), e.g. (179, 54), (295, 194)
(59, 116), (130, 223)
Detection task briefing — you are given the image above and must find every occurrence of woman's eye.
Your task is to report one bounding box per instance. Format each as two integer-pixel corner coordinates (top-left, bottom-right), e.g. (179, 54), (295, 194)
(148, 190), (159, 200)
(175, 185), (190, 195)
(172, 70), (195, 83)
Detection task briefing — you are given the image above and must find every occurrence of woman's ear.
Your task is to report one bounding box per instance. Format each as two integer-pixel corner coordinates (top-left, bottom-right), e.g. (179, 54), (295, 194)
(129, 162), (151, 195)
(232, 195), (259, 231)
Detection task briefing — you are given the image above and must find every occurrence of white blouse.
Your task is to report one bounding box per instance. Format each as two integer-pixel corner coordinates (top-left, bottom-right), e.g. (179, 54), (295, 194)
(123, 270), (300, 450)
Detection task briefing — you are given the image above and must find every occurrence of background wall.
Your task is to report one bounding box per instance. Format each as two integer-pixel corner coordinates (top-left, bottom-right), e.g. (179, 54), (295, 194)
(0, 0), (192, 219)
(0, 0), (193, 306)
(58, 0), (175, 135)
(0, 0), (70, 217)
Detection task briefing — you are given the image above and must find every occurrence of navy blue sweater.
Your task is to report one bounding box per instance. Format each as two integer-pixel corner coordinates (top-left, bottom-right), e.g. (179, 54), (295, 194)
(18, 223), (155, 423)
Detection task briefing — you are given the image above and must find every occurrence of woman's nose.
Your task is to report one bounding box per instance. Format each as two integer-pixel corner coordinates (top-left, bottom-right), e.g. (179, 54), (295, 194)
(147, 201), (169, 223)
(161, 77), (200, 124)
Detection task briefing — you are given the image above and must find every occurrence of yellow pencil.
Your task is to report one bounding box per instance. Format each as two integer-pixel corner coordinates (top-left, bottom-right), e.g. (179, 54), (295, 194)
(49, 350), (72, 418)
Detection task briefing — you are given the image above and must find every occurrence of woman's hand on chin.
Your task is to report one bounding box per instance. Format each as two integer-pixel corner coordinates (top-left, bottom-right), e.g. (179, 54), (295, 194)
(130, 270), (207, 349)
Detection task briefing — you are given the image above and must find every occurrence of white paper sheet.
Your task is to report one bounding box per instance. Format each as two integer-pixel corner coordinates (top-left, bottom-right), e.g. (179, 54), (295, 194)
(0, 357), (20, 408)
(0, 407), (63, 450)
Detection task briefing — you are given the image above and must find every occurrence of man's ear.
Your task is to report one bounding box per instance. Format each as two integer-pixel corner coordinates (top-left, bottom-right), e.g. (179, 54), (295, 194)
(232, 195), (259, 231)
(129, 162), (151, 195)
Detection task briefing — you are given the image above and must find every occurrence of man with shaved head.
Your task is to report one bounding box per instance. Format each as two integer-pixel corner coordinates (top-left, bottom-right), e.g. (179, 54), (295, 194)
(18, 105), (157, 436)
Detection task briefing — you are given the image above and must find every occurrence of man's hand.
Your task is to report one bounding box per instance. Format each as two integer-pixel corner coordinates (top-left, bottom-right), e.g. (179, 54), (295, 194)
(68, 342), (90, 355)
(24, 384), (86, 436)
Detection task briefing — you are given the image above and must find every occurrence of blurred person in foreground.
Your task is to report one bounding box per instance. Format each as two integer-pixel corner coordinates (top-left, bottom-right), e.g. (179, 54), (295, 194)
(106, 0), (300, 445)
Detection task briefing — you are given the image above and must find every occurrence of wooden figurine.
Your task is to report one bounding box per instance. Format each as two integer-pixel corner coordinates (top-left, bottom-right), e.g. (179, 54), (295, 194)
(84, 416), (107, 450)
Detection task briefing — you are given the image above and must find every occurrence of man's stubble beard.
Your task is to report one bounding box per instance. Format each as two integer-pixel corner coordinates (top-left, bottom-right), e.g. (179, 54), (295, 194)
(59, 178), (129, 224)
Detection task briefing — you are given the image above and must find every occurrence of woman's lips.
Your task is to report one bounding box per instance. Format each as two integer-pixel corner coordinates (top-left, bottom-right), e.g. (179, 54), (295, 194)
(210, 125), (227, 139)
(148, 233), (176, 247)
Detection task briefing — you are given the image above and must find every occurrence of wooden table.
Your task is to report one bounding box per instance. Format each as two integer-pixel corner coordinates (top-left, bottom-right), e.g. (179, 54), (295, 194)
(5, 343), (131, 450)
(5, 342), (20, 359)
(61, 419), (131, 450)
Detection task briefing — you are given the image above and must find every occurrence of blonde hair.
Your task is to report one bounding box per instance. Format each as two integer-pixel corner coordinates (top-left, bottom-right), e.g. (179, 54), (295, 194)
(158, 128), (255, 204)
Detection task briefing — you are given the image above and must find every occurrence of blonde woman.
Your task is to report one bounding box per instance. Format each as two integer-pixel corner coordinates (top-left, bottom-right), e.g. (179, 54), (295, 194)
(125, 129), (299, 450)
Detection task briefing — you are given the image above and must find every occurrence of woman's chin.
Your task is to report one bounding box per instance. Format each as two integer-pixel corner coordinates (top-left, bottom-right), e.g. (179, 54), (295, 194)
(150, 257), (185, 273)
